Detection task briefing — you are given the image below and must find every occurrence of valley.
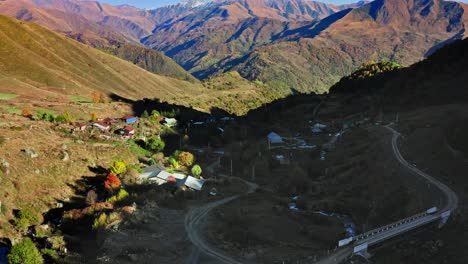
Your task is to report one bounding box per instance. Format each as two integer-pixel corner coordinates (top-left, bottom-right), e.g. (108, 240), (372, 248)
(0, 0), (468, 263)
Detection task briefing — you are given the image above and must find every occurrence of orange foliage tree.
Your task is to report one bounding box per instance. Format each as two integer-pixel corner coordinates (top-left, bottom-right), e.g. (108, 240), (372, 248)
(104, 174), (121, 190)
(92, 92), (102, 104)
(21, 107), (33, 118)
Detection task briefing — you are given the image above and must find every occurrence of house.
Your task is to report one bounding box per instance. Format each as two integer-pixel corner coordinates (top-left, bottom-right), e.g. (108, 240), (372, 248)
(123, 126), (135, 138)
(102, 118), (118, 125)
(93, 122), (110, 131)
(267, 132), (283, 144)
(162, 117), (177, 128)
(75, 122), (87, 131)
(139, 164), (164, 180)
(122, 115), (138, 124)
(184, 176), (205, 191)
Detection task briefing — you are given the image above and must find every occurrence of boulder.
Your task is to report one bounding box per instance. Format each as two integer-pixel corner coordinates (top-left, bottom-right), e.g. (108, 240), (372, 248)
(22, 148), (38, 158)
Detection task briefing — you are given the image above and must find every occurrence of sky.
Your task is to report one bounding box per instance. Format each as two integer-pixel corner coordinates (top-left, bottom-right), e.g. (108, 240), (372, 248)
(97, 0), (361, 9)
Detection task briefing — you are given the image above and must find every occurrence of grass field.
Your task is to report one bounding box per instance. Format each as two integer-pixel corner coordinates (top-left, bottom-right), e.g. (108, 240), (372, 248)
(70, 95), (92, 103)
(0, 93), (17, 100)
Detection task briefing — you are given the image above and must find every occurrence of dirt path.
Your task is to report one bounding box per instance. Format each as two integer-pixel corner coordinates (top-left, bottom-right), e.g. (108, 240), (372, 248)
(185, 158), (257, 264)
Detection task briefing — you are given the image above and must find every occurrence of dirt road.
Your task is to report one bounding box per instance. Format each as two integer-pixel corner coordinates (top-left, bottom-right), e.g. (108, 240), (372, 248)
(185, 167), (257, 264)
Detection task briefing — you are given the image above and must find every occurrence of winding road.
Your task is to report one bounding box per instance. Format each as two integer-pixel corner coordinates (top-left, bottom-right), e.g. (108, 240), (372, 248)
(185, 160), (258, 264)
(316, 125), (458, 263)
(184, 124), (458, 264)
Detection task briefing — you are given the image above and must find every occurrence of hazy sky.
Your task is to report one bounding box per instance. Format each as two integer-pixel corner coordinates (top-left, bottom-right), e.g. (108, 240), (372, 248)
(97, 0), (361, 9)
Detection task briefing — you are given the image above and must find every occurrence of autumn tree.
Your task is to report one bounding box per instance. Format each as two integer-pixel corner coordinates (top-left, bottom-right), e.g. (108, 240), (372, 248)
(177, 151), (194, 166)
(90, 112), (98, 122)
(21, 107), (33, 118)
(104, 174), (121, 190)
(92, 92), (102, 103)
(109, 160), (127, 175)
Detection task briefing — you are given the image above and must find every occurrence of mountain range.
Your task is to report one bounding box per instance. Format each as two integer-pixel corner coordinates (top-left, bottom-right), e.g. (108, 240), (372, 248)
(0, 0), (466, 95)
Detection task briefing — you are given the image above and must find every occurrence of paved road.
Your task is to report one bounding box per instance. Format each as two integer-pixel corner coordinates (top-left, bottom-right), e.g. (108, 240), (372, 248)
(316, 125), (458, 263)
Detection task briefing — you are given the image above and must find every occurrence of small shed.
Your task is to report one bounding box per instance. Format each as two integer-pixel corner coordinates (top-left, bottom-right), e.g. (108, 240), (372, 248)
(75, 122), (87, 131)
(184, 176), (205, 191)
(139, 165), (164, 180)
(267, 132), (283, 144)
(93, 122), (110, 131)
(123, 126), (135, 137)
(162, 117), (177, 128)
(122, 115), (138, 124)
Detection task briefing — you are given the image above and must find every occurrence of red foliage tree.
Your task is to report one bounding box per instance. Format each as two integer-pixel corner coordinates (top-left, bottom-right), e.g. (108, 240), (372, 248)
(104, 174), (121, 190)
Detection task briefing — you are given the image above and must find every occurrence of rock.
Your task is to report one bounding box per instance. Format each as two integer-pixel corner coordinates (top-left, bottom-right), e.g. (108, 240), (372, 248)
(61, 144), (68, 150)
(60, 151), (70, 161)
(0, 159), (10, 174)
(22, 148), (39, 158)
(35, 169), (40, 174)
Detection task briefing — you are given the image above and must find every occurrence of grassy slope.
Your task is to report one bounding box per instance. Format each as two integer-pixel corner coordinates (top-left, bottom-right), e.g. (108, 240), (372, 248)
(0, 15), (202, 103)
(0, 15), (284, 116)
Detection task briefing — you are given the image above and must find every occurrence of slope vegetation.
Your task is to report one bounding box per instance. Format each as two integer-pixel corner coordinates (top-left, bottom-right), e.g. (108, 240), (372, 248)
(222, 0), (468, 93)
(0, 15), (202, 102)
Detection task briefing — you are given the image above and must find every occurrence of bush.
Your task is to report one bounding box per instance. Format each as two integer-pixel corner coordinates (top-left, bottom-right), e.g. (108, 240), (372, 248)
(168, 157), (179, 169)
(7, 238), (43, 264)
(121, 168), (141, 185)
(104, 174), (121, 190)
(15, 208), (41, 232)
(36, 110), (56, 122)
(109, 160), (127, 175)
(142, 110), (149, 118)
(106, 189), (129, 204)
(191, 165), (202, 178)
(177, 151), (194, 166)
(151, 110), (160, 117)
(145, 137), (165, 152)
(92, 213), (108, 229)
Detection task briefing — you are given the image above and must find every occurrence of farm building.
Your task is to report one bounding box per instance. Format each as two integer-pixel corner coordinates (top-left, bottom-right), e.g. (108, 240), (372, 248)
(267, 132), (283, 144)
(122, 115), (138, 124)
(93, 122), (110, 131)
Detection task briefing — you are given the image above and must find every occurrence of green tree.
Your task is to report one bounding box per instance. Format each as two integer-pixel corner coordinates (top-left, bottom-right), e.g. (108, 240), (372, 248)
(169, 157), (179, 169)
(7, 238), (43, 264)
(62, 111), (73, 123)
(145, 137), (165, 152)
(191, 165), (202, 178)
(109, 160), (127, 175)
(142, 110), (149, 118)
(151, 110), (160, 118)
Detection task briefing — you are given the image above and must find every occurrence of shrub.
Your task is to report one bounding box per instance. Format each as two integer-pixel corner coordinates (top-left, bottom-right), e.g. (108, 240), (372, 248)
(104, 174), (121, 190)
(151, 110), (160, 117)
(62, 111), (73, 123)
(109, 160), (127, 175)
(169, 157), (179, 169)
(145, 137), (165, 152)
(46, 236), (66, 250)
(191, 165), (202, 178)
(178, 151), (194, 166)
(142, 110), (149, 118)
(121, 168), (141, 185)
(15, 208), (41, 232)
(36, 110), (56, 122)
(92, 213), (108, 229)
(7, 238), (43, 264)
(106, 189), (129, 204)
